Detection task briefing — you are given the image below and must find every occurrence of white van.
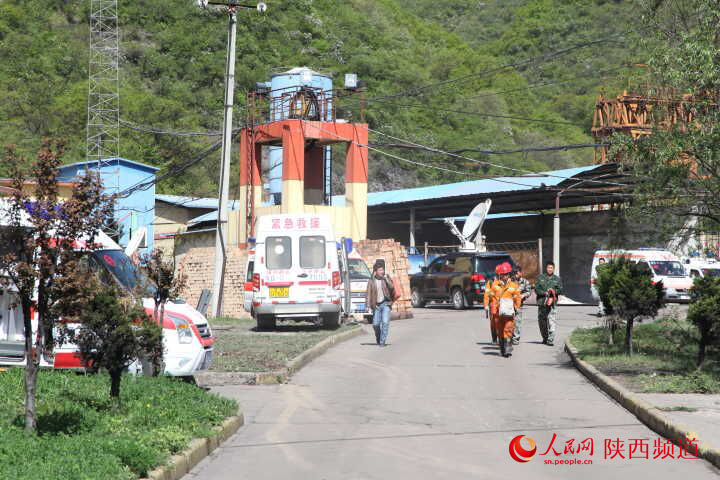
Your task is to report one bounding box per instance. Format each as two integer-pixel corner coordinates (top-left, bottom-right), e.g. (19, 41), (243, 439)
(250, 214), (342, 329)
(338, 250), (373, 322)
(591, 249), (693, 303)
(0, 228), (214, 376)
(683, 258), (720, 279)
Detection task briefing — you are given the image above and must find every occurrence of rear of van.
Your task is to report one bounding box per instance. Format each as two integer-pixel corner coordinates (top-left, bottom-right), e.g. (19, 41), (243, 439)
(252, 214), (342, 329)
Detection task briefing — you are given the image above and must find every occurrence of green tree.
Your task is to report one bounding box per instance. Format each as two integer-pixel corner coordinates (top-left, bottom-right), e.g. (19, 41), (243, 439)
(0, 140), (114, 432)
(612, 0), (720, 240)
(61, 276), (163, 398)
(596, 258), (665, 355)
(688, 276), (720, 367)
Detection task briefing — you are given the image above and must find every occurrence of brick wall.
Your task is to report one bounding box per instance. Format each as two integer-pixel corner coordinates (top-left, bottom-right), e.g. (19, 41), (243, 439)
(175, 231), (249, 318)
(355, 239), (413, 319)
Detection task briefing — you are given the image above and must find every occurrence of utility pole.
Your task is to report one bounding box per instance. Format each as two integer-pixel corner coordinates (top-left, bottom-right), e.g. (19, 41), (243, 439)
(198, 0), (267, 318)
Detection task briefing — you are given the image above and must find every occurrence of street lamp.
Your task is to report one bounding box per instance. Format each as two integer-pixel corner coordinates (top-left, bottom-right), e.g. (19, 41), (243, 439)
(196, 0), (267, 318)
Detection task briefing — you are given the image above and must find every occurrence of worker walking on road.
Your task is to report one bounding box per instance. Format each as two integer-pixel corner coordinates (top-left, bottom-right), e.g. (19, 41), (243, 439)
(366, 260), (397, 347)
(486, 262), (522, 357)
(512, 265), (532, 345)
(535, 261), (563, 346)
(483, 278), (497, 344)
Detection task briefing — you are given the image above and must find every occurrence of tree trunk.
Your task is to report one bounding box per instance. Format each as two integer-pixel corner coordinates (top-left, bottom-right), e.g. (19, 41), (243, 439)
(608, 318), (615, 346)
(698, 340), (707, 368)
(110, 370), (122, 398)
(22, 303), (37, 432)
(625, 318), (634, 356)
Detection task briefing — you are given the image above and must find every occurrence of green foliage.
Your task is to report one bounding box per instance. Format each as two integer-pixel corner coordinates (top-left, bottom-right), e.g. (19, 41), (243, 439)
(60, 279), (163, 398)
(0, 368), (237, 479)
(593, 257), (665, 355)
(688, 276), (720, 366)
(611, 0), (720, 239)
(570, 316), (720, 393)
(0, 1), (642, 194)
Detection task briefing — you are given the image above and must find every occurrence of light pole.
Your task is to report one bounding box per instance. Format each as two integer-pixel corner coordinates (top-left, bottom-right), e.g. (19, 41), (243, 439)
(197, 0), (267, 318)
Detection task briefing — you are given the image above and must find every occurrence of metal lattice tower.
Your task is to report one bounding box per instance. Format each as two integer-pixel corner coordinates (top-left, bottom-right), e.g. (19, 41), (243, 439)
(86, 0), (120, 165)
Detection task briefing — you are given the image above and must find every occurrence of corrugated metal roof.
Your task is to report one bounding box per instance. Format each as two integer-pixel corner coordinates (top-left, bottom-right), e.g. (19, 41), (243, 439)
(332, 165), (599, 208)
(59, 157), (159, 172)
(156, 194), (225, 210)
(187, 201), (242, 226)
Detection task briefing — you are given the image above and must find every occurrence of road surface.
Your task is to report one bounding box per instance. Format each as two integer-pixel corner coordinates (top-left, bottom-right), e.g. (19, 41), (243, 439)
(186, 305), (717, 479)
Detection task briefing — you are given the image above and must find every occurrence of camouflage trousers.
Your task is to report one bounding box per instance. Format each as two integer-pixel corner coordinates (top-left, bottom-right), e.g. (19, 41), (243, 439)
(512, 308), (523, 344)
(538, 305), (557, 345)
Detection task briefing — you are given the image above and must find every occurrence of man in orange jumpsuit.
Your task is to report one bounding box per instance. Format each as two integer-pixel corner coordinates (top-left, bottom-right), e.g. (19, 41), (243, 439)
(486, 262), (522, 357)
(483, 279), (496, 343)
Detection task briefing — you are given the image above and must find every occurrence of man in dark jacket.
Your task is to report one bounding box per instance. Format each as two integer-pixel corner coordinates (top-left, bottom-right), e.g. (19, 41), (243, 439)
(366, 260), (397, 347)
(534, 261), (563, 346)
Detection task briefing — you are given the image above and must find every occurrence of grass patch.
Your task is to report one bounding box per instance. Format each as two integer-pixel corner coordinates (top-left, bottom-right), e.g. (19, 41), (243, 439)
(570, 316), (720, 394)
(210, 317), (360, 372)
(0, 368), (237, 480)
(657, 405), (699, 413)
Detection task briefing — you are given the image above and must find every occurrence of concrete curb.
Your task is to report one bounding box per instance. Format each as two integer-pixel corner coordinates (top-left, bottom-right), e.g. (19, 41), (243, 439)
(144, 413), (244, 480)
(564, 337), (720, 468)
(197, 325), (365, 386)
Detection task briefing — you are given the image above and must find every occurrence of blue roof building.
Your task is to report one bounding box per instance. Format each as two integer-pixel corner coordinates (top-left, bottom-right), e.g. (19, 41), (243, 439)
(58, 158), (159, 255)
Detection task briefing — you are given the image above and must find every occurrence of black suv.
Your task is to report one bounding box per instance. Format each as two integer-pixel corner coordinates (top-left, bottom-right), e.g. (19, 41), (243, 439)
(410, 252), (516, 310)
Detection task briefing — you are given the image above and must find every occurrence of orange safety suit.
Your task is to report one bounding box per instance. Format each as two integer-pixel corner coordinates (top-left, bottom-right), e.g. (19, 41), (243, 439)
(486, 278), (522, 341)
(483, 280), (496, 340)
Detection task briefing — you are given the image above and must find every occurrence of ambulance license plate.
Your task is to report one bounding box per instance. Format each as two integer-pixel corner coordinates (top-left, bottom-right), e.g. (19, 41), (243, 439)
(269, 287), (289, 298)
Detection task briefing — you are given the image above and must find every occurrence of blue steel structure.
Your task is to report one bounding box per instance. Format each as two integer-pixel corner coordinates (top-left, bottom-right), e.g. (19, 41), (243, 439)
(262, 67), (334, 205)
(58, 158), (158, 255)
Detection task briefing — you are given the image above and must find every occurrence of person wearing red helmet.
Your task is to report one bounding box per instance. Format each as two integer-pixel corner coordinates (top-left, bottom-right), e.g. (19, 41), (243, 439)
(486, 261), (522, 357)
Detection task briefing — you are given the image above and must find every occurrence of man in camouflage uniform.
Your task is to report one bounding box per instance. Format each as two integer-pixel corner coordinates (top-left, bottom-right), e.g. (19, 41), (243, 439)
(511, 265), (532, 345)
(534, 261), (563, 346)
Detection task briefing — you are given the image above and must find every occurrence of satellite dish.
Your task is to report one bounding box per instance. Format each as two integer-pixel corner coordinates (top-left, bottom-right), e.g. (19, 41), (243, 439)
(125, 227), (146, 257)
(462, 199), (492, 242)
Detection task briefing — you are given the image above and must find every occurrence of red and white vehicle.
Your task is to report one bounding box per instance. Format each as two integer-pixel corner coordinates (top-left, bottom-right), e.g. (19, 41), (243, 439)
(591, 248), (693, 303)
(0, 226), (214, 376)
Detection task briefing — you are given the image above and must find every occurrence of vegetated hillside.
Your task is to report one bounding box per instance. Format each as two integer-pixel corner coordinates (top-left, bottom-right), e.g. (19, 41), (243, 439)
(0, 0), (643, 195)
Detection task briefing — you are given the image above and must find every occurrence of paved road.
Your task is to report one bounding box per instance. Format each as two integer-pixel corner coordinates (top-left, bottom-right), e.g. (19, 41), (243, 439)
(187, 306), (718, 479)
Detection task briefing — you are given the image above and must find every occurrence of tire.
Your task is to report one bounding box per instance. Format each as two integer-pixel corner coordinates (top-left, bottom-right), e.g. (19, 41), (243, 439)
(256, 314), (276, 330)
(451, 287), (466, 310)
(322, 312), (341, 329)
(411, 288), (426, 308)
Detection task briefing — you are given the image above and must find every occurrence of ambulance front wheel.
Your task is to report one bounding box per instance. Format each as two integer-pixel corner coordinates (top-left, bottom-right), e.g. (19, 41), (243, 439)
(256, 314), (276, 331)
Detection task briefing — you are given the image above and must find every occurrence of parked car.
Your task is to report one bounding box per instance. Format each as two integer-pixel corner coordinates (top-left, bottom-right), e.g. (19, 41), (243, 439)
(338, 250), (373, 321)
(0, 229), (215, 376)
(590, 249), (693, 303)
(249, 214), (342, 330)
(409, 252), (517, 309)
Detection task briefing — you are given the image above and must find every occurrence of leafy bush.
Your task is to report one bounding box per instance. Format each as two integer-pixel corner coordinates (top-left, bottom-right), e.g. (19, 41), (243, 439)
(0, 369), (237, 479)
(594, 257), (665, 355)
(688, 276), (720, 366)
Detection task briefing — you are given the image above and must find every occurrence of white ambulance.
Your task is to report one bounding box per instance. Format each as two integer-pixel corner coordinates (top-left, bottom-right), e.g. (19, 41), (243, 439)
(590, 249), (693, 303)
(0, 223), (214, 376)
(683, 258), (720, 279)
(250, 214), (342, 329)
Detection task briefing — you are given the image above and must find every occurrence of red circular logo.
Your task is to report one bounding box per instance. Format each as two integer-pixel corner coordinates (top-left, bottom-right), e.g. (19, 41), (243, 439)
(509, 435), (537, 463)
(103, 254), (115, 267)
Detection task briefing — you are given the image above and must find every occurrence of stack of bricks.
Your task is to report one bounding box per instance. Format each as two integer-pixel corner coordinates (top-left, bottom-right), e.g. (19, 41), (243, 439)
(176, 246), (249, 318)
(355, 239), (413, 319)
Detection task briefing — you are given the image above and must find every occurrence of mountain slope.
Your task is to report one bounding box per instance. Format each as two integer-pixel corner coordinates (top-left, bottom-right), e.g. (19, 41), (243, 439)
(0, 0), (643, 194)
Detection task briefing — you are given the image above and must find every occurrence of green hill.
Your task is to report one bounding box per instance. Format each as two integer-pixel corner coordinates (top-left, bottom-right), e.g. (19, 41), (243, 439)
(0, 0), (643, 195)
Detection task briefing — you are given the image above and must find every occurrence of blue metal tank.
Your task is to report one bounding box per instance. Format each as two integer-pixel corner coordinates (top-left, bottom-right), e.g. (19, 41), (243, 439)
(267, 67), (333, 205)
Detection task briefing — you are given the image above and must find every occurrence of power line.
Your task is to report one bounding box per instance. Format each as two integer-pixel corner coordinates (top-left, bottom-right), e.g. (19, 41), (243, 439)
(374, 142), (604, 155)
(120, 119), (224, 137)
(365, 126), (630, 187)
